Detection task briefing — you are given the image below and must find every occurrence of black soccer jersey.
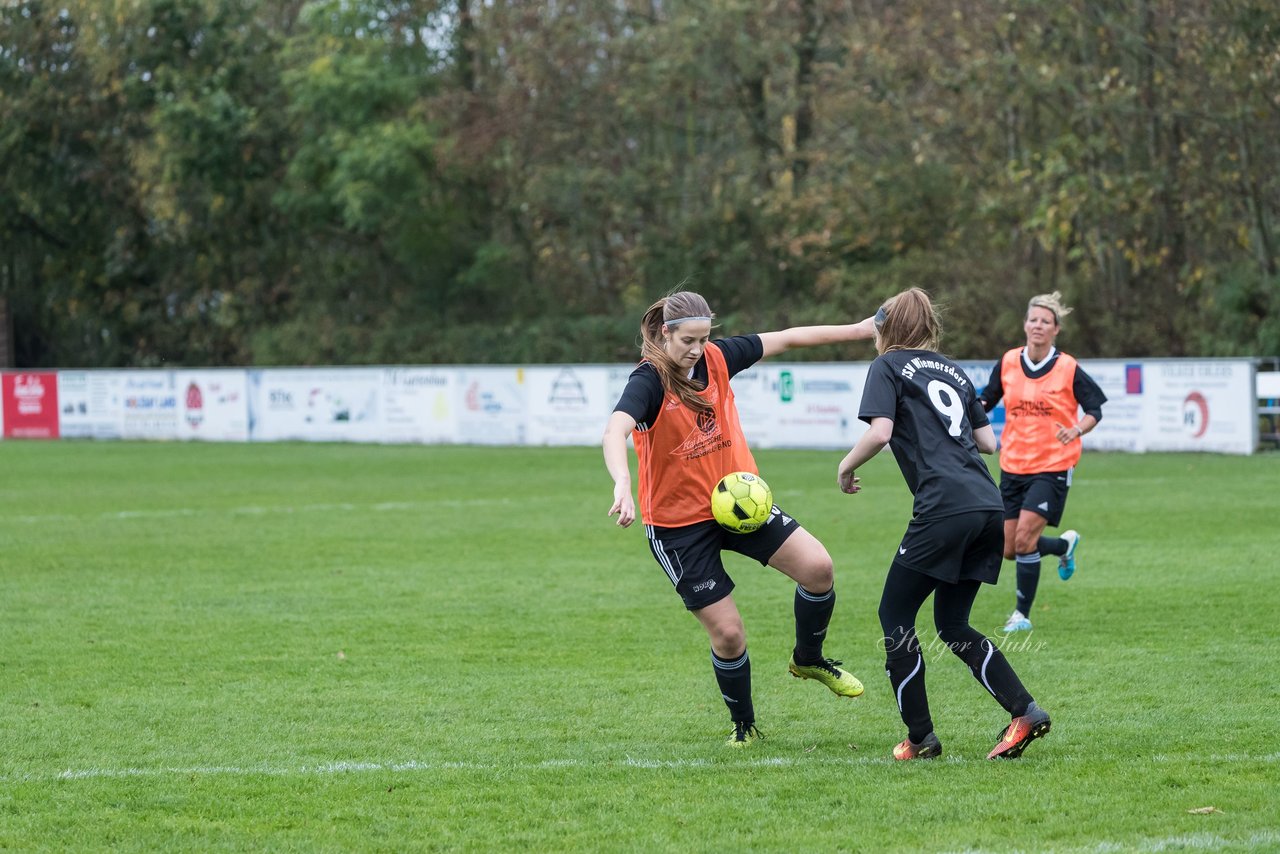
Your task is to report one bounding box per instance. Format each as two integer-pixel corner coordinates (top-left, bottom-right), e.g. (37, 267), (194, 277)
(858, 349), (1002, 520)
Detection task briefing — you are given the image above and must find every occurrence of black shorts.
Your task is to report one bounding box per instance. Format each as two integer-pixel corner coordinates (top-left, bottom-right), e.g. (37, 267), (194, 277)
(999, 469), (1073, 527)
(646, 503), (802, 610)
(891, 510), (1004, 586)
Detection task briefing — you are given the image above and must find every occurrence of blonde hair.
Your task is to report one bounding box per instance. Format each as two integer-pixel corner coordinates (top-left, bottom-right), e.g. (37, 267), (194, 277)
(875, 287), (941, 354)
(1027, 291), (1073, 325)
(639, 291), (716, 413)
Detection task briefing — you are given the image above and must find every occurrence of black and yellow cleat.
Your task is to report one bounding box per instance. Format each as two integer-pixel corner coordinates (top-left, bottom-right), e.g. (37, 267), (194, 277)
(727, 721), (764, 748)
(787, 655), (865, 698)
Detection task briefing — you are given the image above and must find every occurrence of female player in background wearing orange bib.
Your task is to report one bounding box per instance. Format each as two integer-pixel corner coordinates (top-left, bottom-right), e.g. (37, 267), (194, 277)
(979, 292), (1107, 632)
(602, 291), (875, 747)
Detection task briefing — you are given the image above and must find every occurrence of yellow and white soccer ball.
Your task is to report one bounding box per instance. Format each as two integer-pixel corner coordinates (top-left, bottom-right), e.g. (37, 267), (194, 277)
(710, 471), (773, 533)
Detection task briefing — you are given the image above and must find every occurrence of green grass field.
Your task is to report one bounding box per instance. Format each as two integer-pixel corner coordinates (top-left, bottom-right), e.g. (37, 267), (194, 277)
(1, 440), (1277, 852)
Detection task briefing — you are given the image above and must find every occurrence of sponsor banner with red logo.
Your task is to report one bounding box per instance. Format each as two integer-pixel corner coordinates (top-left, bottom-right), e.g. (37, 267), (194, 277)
(176, 370), (249, 441)
(1139, 359), (1254, 454)
(455, 367), (527, 445)
(2, 372), (60, 438)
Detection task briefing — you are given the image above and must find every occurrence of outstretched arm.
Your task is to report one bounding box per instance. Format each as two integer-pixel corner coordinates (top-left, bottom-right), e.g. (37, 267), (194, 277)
(758, 316), (876, 359)
(603, 410), (639, 527)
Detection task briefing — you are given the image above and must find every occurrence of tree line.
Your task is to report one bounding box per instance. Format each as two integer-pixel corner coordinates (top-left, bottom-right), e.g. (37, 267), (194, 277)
(2, 0), (1277, 368)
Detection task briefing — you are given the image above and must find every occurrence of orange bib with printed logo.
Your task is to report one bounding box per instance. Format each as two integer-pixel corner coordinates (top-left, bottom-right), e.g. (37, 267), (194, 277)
(634, 344), (757, 527)
(998, 349), (1082, 474)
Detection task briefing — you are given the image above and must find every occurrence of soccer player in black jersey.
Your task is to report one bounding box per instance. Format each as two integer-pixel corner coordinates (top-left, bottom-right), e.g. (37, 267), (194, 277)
(837, 287), (1051, 760)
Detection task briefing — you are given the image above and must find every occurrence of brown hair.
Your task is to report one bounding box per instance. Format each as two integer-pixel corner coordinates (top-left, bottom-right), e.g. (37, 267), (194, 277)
(1027, 291), (1072, 326)
(875, 287), (941, 354)
(639, 291), (715, 414)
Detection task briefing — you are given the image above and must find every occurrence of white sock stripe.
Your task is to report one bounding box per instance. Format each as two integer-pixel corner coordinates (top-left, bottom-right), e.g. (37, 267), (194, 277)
(977, 639), (999, 700)
(712, 650), (749, 670)
(895, 653), (923, 712)
(1015, 552), (1042, 563)
(795, 585), (834, 602)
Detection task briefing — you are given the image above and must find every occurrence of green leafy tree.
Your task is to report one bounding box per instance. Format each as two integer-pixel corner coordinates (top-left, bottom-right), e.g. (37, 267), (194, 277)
(263, 0), (484, 364)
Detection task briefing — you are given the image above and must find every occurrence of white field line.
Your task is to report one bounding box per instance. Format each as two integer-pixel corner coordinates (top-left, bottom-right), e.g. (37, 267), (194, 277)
(3, 750), (1277, 784)
(1089, 832), (1280, 852)
(942, 831), (1280, 854)
(4, 498), (512, 525)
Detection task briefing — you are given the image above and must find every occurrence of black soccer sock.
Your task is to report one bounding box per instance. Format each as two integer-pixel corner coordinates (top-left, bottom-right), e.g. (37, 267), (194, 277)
(878, 562), (936, 742)
(1038, 536), (1067, 557)
(1015, 552), (1041, 615)
(933, 580), (1033, 718)
(711, 649), (754, 724)
(792, 584), (835, 663)
(937, 631), (1034, 718)
(885, 650), (933, 743)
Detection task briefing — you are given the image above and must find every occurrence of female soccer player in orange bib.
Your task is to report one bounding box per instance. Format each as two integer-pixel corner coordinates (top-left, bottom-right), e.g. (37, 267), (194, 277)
(979, 292), (1107, 632)
(602, 290), (875, 747)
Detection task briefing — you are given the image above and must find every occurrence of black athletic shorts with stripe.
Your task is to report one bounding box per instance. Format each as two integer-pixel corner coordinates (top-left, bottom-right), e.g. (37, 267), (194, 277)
(999, 469), (1072, 526)
(645, 503), (801, 610)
